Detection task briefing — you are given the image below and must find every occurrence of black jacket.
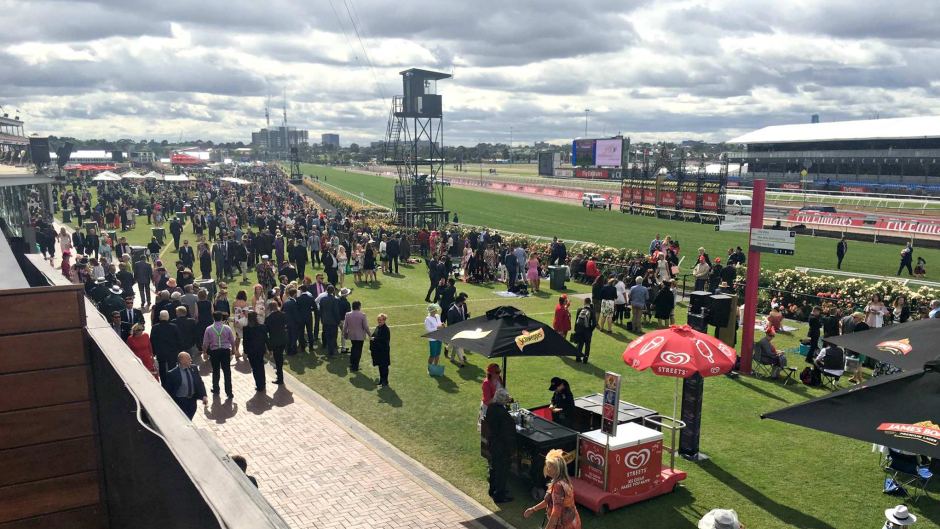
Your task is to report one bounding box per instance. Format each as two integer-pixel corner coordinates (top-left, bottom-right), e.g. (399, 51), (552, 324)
(163, 364), (206, 399)
(369, 324), (390, 366)
(243, 324), (268, 356)
(174, 316), (199, 349)
(319, 295), (342, 326)
(265, 310), (288, 347)
(446, 303), (469, 326)
(484, 403), (515, 455)
(150, 321), (182, 361)
(386, 239), (400, 257)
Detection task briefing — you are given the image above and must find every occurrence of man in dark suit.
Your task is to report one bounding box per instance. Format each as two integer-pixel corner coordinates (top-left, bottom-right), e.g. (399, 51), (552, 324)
(446, 292), (470, 367)
(283, 287), (302, 355)
(150, 310), (182, 380)
(120, 297), (145, 333)
(179, 239), (196, 269)
(386, 235), (400, 274)
(173, 305), (199, 358)
(311, 274), (327, 346)
(297, 284), (315, 352)
(169, 217), (183, 251)
(115, 236), (131, 260)
(264, 300), (288, 384)
(319, 285), (342, 357)
(322, 247), (338, 286)
(133, 256), (153, 308)
(212, 239), (226, 281)
(424, 255), (440, 302)
(163, 352), (207, 420)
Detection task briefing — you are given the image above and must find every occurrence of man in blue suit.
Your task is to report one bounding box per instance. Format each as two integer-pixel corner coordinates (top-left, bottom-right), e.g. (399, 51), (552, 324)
(163, 352), (207, 420)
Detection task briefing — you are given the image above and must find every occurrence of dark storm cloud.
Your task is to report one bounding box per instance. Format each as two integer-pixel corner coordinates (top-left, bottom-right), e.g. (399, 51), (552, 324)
(0, 50), (266, 97)
(0, 0), (171, 43)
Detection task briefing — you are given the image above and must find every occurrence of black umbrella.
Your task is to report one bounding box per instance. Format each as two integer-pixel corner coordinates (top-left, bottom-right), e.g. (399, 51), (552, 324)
(424, 305), (579, 385)
(825, 319), (940, 372)
(763, 361), (940, 458)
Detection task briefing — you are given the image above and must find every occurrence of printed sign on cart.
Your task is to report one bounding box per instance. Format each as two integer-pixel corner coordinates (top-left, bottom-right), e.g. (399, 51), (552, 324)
(578, 438), (663, 495)
(602, 372), (622, 436)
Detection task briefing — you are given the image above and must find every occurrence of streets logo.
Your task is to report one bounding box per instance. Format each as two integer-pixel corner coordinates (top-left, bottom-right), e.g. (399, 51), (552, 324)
(876, 338), (912, 356)
(878, 420), (940, 446)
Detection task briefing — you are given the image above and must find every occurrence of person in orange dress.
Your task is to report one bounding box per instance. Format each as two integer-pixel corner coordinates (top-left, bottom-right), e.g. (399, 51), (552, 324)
(552, 295), (571, 340)
(126, 323), (159, 380)
(523, 449), (581, 529)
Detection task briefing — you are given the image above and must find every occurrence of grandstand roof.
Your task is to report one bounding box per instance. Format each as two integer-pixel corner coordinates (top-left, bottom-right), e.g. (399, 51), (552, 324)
(728, 115), (940, 144)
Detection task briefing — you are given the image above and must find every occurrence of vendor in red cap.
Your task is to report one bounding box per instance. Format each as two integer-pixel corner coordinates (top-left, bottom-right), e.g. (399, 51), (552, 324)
(552, 295), (571, 340)
(482, 363), (504, 405)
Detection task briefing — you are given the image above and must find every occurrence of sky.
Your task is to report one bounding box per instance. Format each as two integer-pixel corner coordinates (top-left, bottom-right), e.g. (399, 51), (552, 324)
(5, 0), (940, 146)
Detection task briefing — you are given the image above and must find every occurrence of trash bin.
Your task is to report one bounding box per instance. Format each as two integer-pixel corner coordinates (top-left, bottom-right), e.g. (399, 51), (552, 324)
(194, 278), (216, 300)
(152, 227), (165, 245)
(105, 230), (118, 244)
(83, 221), (98, 234)
(549, 265), (567, 291)
(130, 245), (147, 263)
(175, 211), (186, 225)
(62, 209), (72, 224)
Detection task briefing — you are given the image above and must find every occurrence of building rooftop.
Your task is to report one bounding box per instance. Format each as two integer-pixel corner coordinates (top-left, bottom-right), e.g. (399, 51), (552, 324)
(728, 115), (940, 144)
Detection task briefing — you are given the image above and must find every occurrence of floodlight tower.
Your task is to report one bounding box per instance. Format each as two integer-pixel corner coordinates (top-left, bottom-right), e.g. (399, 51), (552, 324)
(383, 68), (451, 228)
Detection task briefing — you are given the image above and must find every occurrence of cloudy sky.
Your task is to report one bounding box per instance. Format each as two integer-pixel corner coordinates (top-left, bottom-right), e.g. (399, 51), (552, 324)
(5, 0), (940, 146)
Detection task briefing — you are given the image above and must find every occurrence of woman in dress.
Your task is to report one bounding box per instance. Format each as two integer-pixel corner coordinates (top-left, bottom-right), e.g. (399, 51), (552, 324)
(214, 288), (231, 318)
(892, 295), (910, 324)
(99, 236), (113, 264)
(523, 449), (582, 529)
(599, 278), (618, 332)
(232, 290), (249, 360)
(198, 241), (212, 280)
(351, 244), (363, 283)
(58, 227), (72, 256)
(552, 295), (571, 340)
(126, 324), (159, 380)
(527, 253), (541, 292)
(865, 293), (887, 328)
(461, 247), (472, 280)
(653, 279), (676, 327)
(363, 244), (377, 284)
(336, 245), (348, 288)
(251, 283), (267, 323)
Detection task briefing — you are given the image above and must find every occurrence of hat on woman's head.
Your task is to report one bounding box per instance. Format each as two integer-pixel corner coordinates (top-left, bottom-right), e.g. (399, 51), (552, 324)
(427, 303), (441, 314)
(885, 505), (916, 526)
(698, 509), (740, 529)
(486, 363), (500, 375)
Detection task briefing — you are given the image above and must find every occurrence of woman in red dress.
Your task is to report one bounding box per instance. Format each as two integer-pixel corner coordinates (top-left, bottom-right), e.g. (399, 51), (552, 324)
(552, 295), (571, 340)
(126, 323), (159, 381)
(523, 449), (581, 529)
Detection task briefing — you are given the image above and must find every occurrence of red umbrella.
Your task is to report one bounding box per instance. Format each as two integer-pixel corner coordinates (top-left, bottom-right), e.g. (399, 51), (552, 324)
(622, 325), (737, 467)
(622, 324), (737, 378)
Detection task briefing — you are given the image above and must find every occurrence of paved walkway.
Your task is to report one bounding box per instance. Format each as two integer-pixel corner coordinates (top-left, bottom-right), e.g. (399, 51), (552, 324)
(192, 359), (507, 529)
(53, 220), (507, 529)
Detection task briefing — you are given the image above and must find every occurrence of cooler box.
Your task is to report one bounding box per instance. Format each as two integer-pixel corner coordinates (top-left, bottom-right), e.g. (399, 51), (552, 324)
(84, 221), (99, 233)
(152, 227), (165, 244)
(130, 246), (147, 263)
(579, 423), (663, 495)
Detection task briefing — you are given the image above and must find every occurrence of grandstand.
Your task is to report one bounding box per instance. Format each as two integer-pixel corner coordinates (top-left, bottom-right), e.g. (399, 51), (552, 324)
(726, 116), (940, 193)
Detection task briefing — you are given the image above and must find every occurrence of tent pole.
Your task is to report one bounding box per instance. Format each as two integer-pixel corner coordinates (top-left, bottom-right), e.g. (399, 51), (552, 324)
(502, 356), (508, 388)
(671, 377), (679, 471)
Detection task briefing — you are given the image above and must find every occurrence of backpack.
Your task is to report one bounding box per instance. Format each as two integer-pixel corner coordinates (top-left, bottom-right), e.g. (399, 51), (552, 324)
(576, 308), (591, 330)
(800, 367), (820, 386)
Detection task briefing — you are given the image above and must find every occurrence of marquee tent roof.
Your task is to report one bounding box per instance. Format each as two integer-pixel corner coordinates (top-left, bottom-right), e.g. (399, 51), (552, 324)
(728, 115), (940, 145)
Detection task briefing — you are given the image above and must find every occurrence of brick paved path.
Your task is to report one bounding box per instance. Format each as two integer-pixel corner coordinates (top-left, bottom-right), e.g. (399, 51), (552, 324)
(191, 358), (505, 529)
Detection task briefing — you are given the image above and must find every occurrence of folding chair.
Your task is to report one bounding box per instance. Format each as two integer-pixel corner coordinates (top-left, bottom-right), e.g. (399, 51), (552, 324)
(819, 346), (846, 390)
(883, 449), (933, 503)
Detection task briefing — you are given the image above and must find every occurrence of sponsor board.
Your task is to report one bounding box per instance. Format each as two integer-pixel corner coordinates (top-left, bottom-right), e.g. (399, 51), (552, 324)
(781, 183), (802, 190)
(554, 168), (575, 177)
(841, 185), (867, 193)
(575, 168), (610, 179)
(878, 421), (940, 446)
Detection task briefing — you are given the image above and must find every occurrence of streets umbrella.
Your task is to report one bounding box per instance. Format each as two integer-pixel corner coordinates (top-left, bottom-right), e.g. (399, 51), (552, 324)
(825, 318), (940, 372)
(423, 305), (579, 385)
(622, 324), (738, 466)
(763, 361), (940, 458)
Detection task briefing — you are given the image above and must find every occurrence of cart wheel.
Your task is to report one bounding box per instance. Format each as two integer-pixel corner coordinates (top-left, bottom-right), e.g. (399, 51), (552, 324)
(531, 486), (546, 501)
(672, 482), (681, 493)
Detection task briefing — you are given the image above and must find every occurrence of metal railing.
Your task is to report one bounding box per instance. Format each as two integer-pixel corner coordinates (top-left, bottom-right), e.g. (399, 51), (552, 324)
(726, 149), (940, 159)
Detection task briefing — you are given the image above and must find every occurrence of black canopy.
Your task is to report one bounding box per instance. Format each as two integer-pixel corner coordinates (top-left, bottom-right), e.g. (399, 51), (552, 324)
(424, 306), (579, 359)
(763, 363), (940, 458)
(825, 318), (940, 372)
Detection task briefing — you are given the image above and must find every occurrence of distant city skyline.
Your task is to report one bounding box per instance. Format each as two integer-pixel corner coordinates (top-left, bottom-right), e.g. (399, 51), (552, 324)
(5, 0), (940, 146)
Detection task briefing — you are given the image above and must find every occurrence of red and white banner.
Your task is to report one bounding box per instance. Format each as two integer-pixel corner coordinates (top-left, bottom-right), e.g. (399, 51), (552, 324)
(726, 181), (740, 188)
(781, 183), (802, 190)
(575, 168), (610, 179)
(659, 191), (677, 208)
(786, 211), (865, 227)
(841, 185), (867, 193)
(681, 194), (697, 209)
(702, 193), (720, 211)
(876, 218), (940, 235)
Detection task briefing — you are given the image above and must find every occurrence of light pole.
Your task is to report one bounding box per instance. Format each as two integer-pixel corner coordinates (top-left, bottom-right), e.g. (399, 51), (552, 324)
(584, 109), (591, 137)
(509, 126), (513, 165)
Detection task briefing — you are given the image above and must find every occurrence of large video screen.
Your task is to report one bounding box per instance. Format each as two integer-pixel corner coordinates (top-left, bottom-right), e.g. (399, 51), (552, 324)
(595, 139), (622, 166)
(573, 139), (595, 167)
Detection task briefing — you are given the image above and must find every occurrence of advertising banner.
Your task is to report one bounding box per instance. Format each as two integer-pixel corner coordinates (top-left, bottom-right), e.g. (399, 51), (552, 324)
(681, 193), (697, 209)
(786, 211), (865, 227)
(659, 191), (677, 208)
(602, 372), (622, 436)
(841, 185), (867, 193)
(573, 139), (595, 167)
(702, 193), (719, 211)
(781, 183), (802, 190)
(554, 168), (575, 177)
(643, 188), (657, 204)
(595, 139), (623, 167)
(576, 168), (610, 179)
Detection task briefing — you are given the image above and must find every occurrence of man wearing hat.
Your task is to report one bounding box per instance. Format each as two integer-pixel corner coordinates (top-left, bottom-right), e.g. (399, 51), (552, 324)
(101, 285), (126, 317)
(698, 508), (741, 529)
(548, 377), (575, 428)
(883, 505), (917, 528)
(91, 277), (110, 306)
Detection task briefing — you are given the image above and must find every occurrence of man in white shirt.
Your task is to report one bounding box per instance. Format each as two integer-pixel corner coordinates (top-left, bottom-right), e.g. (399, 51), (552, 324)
(614, 275), (628, 325)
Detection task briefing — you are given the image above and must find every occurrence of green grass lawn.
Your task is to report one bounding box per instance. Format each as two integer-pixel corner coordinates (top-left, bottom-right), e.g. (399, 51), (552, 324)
(303, 164), (940, 278)
(296, 165), (940, 528)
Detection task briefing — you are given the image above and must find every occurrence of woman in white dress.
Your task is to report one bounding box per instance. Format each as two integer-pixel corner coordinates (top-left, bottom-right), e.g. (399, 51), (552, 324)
(337, 245), (348, 287)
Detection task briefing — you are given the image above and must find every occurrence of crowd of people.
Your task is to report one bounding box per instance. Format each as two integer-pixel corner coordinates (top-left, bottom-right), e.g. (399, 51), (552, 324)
(56, 164), (402, 419)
